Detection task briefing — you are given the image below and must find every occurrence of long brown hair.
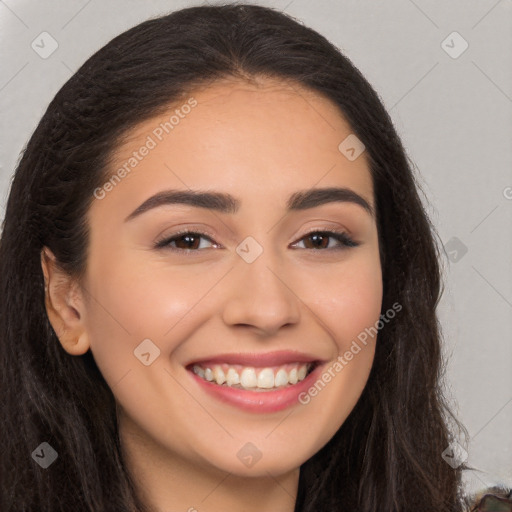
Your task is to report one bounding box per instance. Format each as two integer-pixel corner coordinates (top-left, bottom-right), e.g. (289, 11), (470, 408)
(0, 4), (468, 510)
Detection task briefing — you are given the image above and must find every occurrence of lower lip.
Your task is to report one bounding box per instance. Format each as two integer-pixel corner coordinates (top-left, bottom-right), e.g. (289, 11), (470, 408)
(187, 364), (324, 413)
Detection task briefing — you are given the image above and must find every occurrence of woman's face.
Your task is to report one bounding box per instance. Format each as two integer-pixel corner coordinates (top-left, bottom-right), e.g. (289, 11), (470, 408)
(61, 77), (382, 477)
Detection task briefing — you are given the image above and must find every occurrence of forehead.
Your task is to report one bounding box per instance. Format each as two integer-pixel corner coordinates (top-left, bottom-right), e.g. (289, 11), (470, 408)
(93, 77), (374, 219)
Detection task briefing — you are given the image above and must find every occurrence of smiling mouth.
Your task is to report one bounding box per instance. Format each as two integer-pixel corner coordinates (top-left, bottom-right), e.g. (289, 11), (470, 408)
(189, 362), (318, 392)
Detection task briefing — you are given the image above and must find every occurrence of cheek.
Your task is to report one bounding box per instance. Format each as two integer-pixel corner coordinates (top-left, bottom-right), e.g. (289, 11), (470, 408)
(82, 255), (214, 385)
(86, 249), (211, 331)
(300, 251), (383, 346)
(287, 257), (382, 448)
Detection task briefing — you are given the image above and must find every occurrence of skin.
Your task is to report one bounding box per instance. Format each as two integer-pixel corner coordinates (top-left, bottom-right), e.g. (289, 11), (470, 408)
(41, 77), (383, 512)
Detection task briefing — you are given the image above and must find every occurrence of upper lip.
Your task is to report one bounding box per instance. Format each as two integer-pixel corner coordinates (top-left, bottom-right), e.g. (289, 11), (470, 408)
(186, 350), (324, 368)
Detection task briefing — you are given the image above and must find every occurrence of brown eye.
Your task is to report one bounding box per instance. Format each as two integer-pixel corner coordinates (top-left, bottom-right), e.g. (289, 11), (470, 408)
(154, 231), (217, 251)
(294, 230), (359, 250)
(302, 233), (330, 249)
(170, 233), (202, 250)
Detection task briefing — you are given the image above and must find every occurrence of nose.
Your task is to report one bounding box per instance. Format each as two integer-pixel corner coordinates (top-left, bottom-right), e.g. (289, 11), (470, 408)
(221, 253), (301, 336)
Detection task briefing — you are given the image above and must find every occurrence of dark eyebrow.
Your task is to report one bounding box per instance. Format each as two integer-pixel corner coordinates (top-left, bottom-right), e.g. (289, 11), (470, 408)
(288, 187), (373, 217)
(124, 186), (374, 222)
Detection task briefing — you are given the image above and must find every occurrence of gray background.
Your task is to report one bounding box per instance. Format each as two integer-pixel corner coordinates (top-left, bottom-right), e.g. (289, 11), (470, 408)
(1, 0), (511, 496)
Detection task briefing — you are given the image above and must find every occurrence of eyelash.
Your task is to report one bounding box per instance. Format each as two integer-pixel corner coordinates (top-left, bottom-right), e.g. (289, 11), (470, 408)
(154, 228), (359, 253)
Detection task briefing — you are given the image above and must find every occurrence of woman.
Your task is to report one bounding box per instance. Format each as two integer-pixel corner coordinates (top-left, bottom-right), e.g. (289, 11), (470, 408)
(0, 3), (508, 511)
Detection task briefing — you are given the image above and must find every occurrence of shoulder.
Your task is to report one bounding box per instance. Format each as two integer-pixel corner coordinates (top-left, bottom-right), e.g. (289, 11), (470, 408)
(464, 486), (512, 511)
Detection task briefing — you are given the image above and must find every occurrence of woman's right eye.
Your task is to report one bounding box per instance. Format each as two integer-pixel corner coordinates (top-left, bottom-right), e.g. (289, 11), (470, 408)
(154, 231), (219, 252)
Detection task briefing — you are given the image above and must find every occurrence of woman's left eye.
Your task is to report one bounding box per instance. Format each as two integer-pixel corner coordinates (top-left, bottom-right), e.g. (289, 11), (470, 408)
(154, 230), (359, 252)
(292, 230), (359, 250)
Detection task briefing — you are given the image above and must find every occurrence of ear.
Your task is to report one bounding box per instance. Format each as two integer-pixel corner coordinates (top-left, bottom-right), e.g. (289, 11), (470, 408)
(41, 246), (90, 356)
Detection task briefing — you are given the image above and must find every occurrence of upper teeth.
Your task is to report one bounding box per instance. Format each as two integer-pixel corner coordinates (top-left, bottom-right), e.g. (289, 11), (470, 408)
(192, 363), (312, 390)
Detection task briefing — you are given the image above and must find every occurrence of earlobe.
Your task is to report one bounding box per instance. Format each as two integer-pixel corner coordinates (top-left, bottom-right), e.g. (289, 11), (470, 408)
(40, 247), (90, 356)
